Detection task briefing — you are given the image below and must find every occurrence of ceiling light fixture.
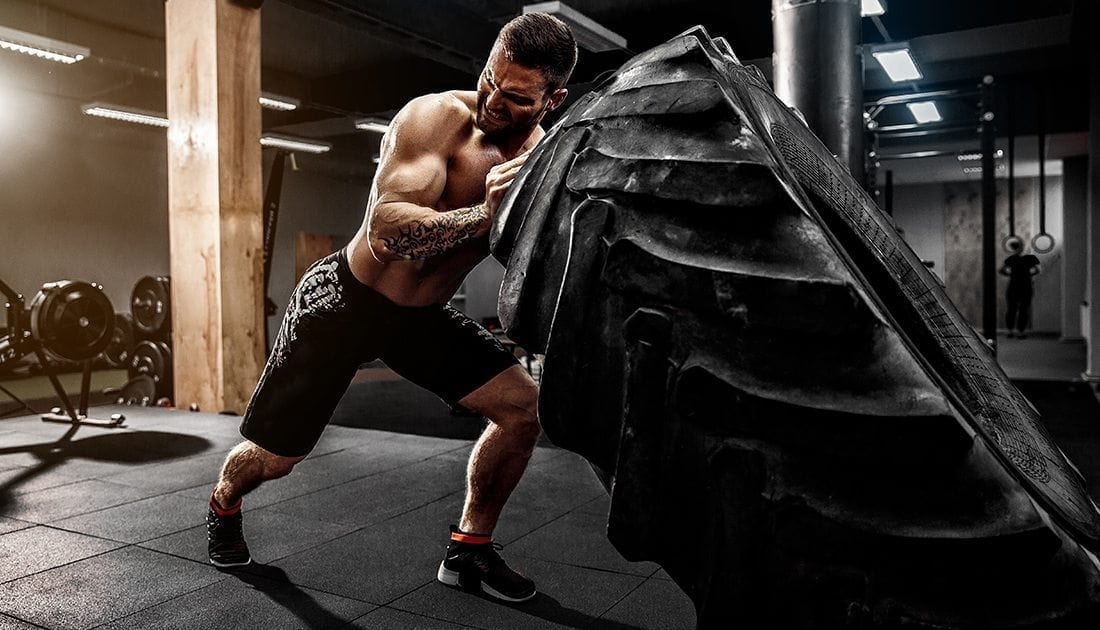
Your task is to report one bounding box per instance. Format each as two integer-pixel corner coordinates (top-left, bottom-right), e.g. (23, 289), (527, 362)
(522, 1), (627, 52)
(259, 92), (300, 111)
(871, 47), (922, 82)
(355, 117), (391, 134)
(0, 24), (90, 64)
(906, 101), (941, 124)
(260, 133), (332, 154)
(957, 149), (1003, 162)
(81, 103), (168, 128)
(861, 0), (886, 17)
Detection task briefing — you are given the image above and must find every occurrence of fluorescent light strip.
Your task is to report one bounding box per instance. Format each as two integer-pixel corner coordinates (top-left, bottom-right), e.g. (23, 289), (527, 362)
(906, 101), (941, 124)
(957, 149), (1004, 162)
(355, 117), (390, 134)
(861, 0), (886, 17)
(259, 92), (299, 111)
(0, 25), (89, 64)
(871, 49), (922, 82)
(261, 134), (331, 154)
(82, 103), (168, 128)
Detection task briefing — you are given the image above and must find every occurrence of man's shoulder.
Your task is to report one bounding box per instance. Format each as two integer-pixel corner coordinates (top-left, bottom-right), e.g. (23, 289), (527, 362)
(391, 92), (477, 145)
(402, 91), (476, 123)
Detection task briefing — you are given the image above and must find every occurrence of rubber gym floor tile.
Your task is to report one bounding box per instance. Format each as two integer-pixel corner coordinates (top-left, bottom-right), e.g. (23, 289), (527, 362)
(357, 431), (476, 458)
(101, 451), (226, 494)
(311, 425), (409, 457)
(0, 525), (122, 583)
(97, 570), (375, 630)
(597, 578), (696, 630)
(1, 479), (151, 524)
(139, 503), (360, 565)
(0, 613), (40, 629)
(0, 464), (84, 497)
(390, 556), (645, 630)
(0, 546), (224, 630)
(0, 518), (32, 536)
(575, 493), (611, 517)
(263, 456), (467, 527)
(506, 511), (659, 578)
(0, 430), (64, 468)
(52, 493), (204, 544)
(347, 605), (477, 629)
(255, 495), (463, 605)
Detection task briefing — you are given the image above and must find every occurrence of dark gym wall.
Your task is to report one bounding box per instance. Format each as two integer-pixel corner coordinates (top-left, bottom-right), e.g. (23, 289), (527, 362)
(0, 84), (371, 344)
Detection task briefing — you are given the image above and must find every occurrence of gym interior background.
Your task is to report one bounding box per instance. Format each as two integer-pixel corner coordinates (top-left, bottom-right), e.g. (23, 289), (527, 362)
(0, 1), (1099, 629)
(1, 0), (1095, 349)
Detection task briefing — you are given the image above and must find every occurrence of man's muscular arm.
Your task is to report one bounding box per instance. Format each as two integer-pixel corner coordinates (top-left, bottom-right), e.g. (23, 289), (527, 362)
(366, 94), (528, 262)
(377, 203), (489, 260)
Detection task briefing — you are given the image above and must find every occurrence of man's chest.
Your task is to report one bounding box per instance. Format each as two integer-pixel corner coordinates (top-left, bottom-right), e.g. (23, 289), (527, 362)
(440, 142), (507, 210)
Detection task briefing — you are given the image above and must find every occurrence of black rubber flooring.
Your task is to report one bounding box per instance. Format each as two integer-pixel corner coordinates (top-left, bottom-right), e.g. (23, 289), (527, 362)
(0, 400), (694, 629)
(0, 373), (1097, 629)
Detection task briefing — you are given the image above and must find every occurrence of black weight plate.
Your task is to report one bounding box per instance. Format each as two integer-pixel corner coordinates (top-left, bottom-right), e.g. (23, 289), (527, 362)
(29, 281), (114, 362)
(155, 340), (173, 400)
(102, 313), (135, 368)
(131, 276), (170, 336)
(129, 340), (165, 384)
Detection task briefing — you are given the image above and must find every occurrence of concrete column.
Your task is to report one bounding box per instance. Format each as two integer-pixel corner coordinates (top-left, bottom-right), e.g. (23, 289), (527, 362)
(1086, 40), (1100, 381)
(772, 0), (863, 177)
(1062, 157), (1087, 341)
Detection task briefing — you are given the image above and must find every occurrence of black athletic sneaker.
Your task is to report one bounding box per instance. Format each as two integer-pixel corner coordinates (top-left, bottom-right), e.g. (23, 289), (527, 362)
(206, 507), (252, 568)
(437, 529), (535, 602)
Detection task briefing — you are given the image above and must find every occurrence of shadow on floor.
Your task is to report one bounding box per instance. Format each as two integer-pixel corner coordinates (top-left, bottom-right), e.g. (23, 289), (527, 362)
(0, 426), (211, 510)
(232, 563), (354, 629)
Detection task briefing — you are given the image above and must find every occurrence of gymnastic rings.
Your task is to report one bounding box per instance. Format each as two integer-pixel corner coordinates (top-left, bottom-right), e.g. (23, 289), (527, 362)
(1002, 234), (1024, 254)
(1031, 232), (1055, 254)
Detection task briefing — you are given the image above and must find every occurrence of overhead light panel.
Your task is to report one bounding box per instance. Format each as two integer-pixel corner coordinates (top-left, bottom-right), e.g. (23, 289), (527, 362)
(861, 0), (886, 17)
(0, 24), (89, 64)
(259, 92), (299, 111)
(871, 47), (922, 82)
(82, 103), (168, 128)
(522, 2), (627, 52)
(906, 101), (941, 124)
(355, 117), (390, 134)
(261, 133), (332, 154)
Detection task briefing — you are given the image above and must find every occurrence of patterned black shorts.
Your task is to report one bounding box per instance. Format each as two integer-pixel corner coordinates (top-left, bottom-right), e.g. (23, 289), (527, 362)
(239, 248), (518, 457)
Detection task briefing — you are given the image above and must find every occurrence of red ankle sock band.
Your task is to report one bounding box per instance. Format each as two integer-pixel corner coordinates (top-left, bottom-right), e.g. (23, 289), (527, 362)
(210, 494), (241, 517)
(450, 530), (492, 545)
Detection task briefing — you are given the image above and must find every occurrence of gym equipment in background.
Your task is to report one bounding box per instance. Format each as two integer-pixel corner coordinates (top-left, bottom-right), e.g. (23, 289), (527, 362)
(491, 27), (1100, 628)
(0, 278), (124, 427)
(130, 275), (171, 338)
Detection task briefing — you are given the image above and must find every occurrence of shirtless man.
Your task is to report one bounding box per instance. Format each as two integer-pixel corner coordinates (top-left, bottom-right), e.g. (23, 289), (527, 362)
(204, 13), (576, 603)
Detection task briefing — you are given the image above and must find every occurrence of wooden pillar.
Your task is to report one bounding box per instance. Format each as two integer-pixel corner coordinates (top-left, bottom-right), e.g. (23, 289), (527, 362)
(164, 0), (264, 413)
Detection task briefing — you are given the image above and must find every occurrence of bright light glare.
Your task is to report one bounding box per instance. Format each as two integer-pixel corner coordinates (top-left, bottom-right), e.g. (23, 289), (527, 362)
(861, 0), (886, 17)
(906, 101), (942, 124)
(872, 49), (922, 82)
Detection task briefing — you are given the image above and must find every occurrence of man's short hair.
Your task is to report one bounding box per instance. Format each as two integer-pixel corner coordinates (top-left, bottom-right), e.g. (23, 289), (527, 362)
(495, 13), (578, 92)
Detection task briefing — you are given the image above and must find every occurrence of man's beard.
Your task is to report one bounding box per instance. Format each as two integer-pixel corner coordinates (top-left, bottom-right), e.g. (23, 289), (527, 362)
(475, 90), (538, 138)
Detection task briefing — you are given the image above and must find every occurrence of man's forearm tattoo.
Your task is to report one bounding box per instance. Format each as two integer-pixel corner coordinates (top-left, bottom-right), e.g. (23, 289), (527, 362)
(381, 204), (489, 259)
